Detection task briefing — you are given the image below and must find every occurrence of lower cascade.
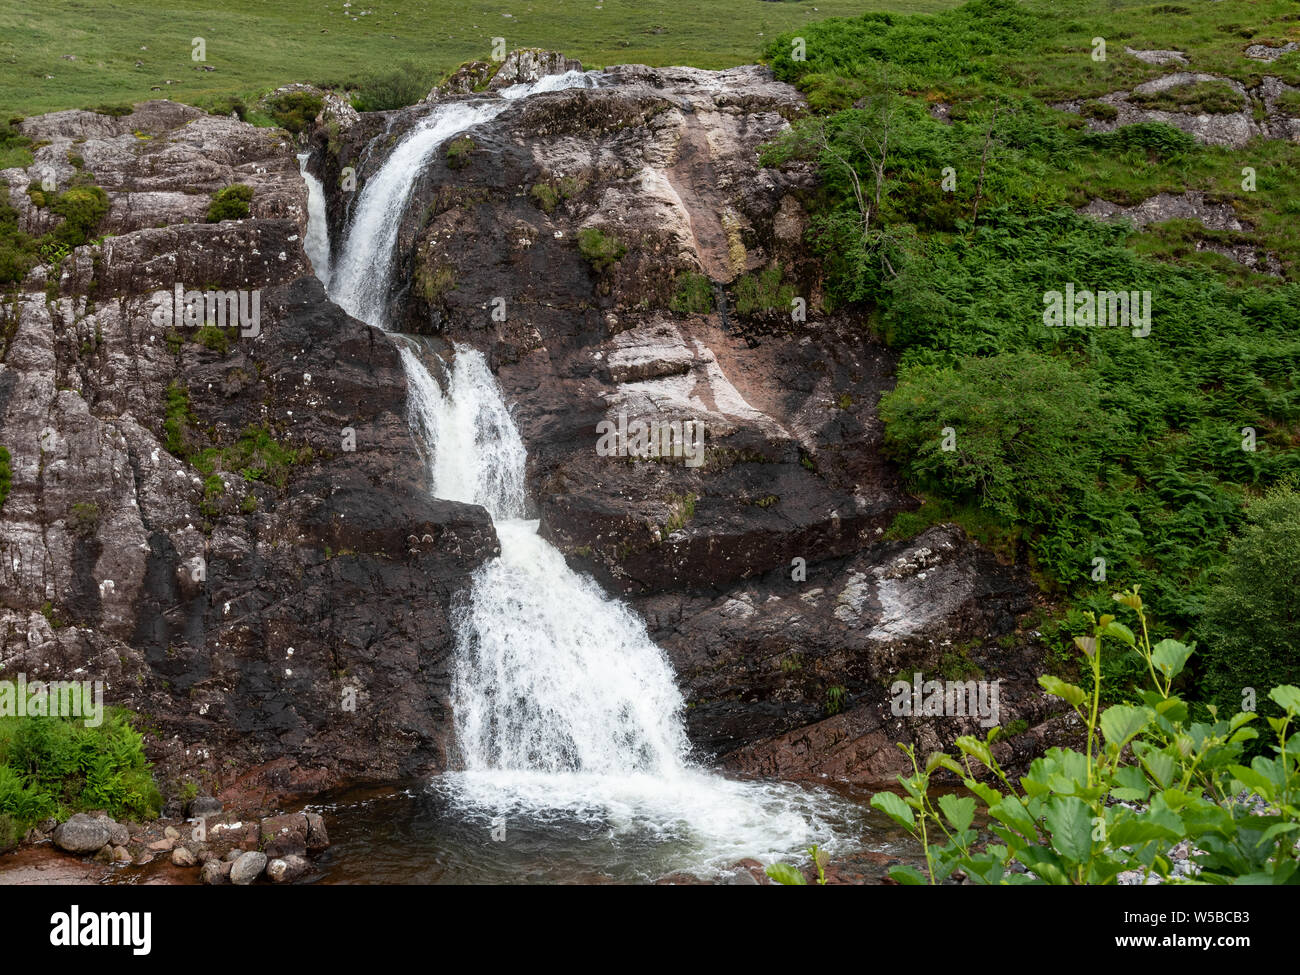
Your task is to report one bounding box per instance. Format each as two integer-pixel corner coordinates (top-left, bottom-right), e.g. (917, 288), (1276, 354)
(318, 74), (863, 879)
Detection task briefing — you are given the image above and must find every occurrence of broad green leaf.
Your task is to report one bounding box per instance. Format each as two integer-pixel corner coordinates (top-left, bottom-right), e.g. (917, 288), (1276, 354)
(1152, 639), (1192, 680)
(1268, 685), (1300, 715)
(887, 864), (927, 885)
(871, 791), (916, 829)
(1100, 705), (1150, 749)
(1016, 845), (1070, 885)
(1038, 675), (1086, 707)
(1134, 743), (1176, 788)
(1103, 621), (1135, 646)
(955, 736), (994, 769)
(925, 751), (964, 777)
(1044, 796), (1093, 863)
(939, 794), (976, 833)
(989, 797), (1038, 838)
(1109, 817), (1180, 847)
(765, 862), (806, 886)
(965, 779), (1001, 807)
(1110, 765), (1151, 802)
(1259, 822), (1298, 843)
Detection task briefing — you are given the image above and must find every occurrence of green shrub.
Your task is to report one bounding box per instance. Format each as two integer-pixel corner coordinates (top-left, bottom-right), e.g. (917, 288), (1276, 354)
(577, 227), (627, 274)
(1079, 100), (1118, 122)
(1198, 483), (1300, 719)
(195, 324), (230, 354)
(529, 175), (586, 214)
(733, 265), (795, 316)
(194, 424), (309, 491)
(67, 501), (99, 536)
(670, 271), (714, 314)
(769, 587), (1300, 885)
(415, 264), (455, 302)
(192, 95), (247, 121)
(1082, 122), (1196, 158)
(48, 185), (109, 248)
(163, 382), (195, 458)
(350, 61), (435, 112)
(530, 182), (560, 213)
(879, 352), (1114, 525)
(264, 91), (323, 134)
(0, 120), (33, 170)
(206, 184), (253, 222)
(90, 103), (134, 118)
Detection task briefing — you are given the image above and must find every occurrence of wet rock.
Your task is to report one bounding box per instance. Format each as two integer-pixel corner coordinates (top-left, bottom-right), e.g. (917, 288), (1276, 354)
(304, 812), (329, 852)
(96, 817), (131, 848)
(259, 813), (308, 858)
(171, 846), (197, 867)
(52, 814), (111, 854)
(266, 854), (311, 884)
(187, 797), (223, 820)
(201, 860), (232, 885)
(230, 850), (267, 885)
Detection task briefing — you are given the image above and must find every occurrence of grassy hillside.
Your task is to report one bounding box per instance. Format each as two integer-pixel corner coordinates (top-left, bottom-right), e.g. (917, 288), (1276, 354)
(0, 0), (958, 118)
(760, 0), (1300, 709)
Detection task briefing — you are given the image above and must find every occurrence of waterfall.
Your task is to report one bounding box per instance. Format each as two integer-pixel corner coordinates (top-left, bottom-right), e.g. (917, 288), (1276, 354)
(322, 71), (860, 877)
(331, 70), (595, 329)
(297, 153), (332, 288)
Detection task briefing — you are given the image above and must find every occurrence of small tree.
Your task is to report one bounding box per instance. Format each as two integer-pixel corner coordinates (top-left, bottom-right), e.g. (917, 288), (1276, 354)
(878, 351), (1114, 525)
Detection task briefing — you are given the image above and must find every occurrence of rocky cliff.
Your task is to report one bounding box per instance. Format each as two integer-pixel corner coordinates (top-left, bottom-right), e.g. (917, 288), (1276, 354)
(0, 53), (1063, 807)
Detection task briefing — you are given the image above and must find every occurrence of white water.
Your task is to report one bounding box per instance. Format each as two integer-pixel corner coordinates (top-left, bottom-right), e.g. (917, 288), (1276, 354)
(297, 153), (332, 288)
(323, 72), (863, 879)
(332, 70), (594, 328)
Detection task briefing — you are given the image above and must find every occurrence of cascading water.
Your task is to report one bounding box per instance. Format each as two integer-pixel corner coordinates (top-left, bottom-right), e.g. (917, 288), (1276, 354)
(297, 153), (332, 288)
(321, 72), (866, 880)
(332, 71), (594, 328)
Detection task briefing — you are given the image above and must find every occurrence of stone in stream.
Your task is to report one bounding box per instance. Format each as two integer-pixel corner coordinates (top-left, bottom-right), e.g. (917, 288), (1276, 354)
(230, 851), (268, 885)
(266, 855), (311, 884)
(201, 860), (233, 885)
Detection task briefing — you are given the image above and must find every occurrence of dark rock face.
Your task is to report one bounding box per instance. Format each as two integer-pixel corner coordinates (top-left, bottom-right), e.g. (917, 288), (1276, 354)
(314, 58), (1059, 783)
(0, 101), (499, 803)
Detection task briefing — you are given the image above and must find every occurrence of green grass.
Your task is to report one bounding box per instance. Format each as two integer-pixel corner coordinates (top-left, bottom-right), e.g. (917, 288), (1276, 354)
(0, 0), (960, 119)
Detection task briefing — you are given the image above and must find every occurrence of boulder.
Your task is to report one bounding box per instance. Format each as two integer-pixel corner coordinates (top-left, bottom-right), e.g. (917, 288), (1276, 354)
(201, 860), (232, 885)
(304, 812), (329, 852)
(259, 813), (308, 858)
(51, 814), (111, 854)
(266, 854), (311, 884)
(230, 850), (267, 885)
(187, 797), (223, 820)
